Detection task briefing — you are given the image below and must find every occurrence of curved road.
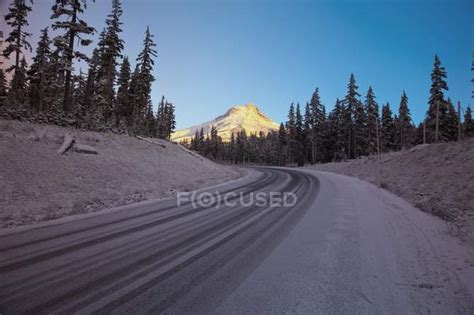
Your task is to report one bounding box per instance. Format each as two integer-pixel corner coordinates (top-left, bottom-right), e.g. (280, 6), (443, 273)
(0, 168), (472, 313)
(0, 168), (318, 314)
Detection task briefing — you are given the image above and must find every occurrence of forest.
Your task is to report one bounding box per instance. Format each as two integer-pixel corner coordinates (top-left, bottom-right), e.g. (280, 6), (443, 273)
(0, 0), (175, 139)
(1, 1), (473, 167)
(187, 57), (474, 166)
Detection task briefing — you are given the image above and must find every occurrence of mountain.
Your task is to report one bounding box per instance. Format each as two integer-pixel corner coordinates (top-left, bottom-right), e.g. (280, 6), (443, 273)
(171, 103), (280, 142)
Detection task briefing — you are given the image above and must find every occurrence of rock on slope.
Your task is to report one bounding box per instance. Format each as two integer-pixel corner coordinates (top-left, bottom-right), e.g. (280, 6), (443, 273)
(171, 103), (279, 142)
(309, 138), (474, 242)
(0, 119), (241, 228)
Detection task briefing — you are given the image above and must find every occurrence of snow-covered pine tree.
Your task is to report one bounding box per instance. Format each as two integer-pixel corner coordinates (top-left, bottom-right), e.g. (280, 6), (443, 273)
(51, 0), (95, 113)
(463, 105), (474, 137)
(381, 102), (396, 152)
(444, 98), (459, 141)
(303, 101), (312, 164)
(397, 91), (413, 150)
(95, 0), (124, 124)
(8, 57), (28, 106)
(365, 86), (379, 155)
(164, 101), (176, 140)
(344, 73), (359, 158)
(309, 88), (325, 163)
(135, 26), (157, 131)
(27, 28), (52, 112)
(156, 95), (165, 138)
(115, 56), (131, 126)
(353, 98), (367, 158)
(295, 103), (305, 166)
(0, 69), (8, 106)
(426, 54), (449, 143)
(3, 0), (32, 74)
(278, 122), (287, 166)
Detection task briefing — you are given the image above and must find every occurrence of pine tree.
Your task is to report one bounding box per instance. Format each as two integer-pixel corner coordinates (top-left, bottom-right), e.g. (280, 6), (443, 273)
(8, 57), (28, 106)
(353, 98), (367, 158)
(463, 105), (474, 137)
(51, 0), (95, 113)
(3, 0), (32, 74)
(328, 98), (347, 161)
(426, 54), (449, 142)
(95, 0), (124, 124)
(0, 69), (8, 106)
(164, 100), (176, 139)
(444, 98), (459, 141)
(365, 86), (379, 155)
(286, 103), (296, 164)
(115, 56), (131, 125)
(381, 102), (396, 152)
(309, 88), (325, 163)
(303, 102), (312, 164)
(278, 122), (287, 166)
(28, 28), (52, 112)
(135, 26), (157, 129)
(295, 103), (305, 166)
(344, 73), (360, 158)
(398, 91), (413, 149)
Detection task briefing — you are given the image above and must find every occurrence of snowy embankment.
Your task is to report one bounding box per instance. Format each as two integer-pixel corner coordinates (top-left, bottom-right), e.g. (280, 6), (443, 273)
(308, 139), (474, 243)
(0, 119), (242, 228)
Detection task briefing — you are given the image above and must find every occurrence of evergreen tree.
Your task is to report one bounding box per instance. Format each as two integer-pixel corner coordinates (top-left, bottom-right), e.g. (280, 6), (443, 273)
(303, 101), (312, 164)
(463, 105), (474, 137)
(353, 98), (367, 158)
(425, 54), (449, 142)
(135, 26), (157, 129)
(365, 86), (379, 155)
(28, 28), (52, 112)
(344, 73), (360, 158)
(0, 69), (8, 106)
(8, 57), (28, 106)
(3, 0), (32, 73)
(444, 98), (459, 141)
(381, 102), (396, 152)
(295, 103), (305, 166)
(115, 56), (131, 125)
(278, 122), (287, 166)
(51, 0), (95, 113)
(286, 103), (296, 164)
(309, 88), (325, 163)
(398, 91), (413, 149)
(95, 0), (124, 124)
(328, 98), (347, 161)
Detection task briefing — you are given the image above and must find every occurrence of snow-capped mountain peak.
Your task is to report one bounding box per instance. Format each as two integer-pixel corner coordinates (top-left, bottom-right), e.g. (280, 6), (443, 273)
(171, 103), (279, 142)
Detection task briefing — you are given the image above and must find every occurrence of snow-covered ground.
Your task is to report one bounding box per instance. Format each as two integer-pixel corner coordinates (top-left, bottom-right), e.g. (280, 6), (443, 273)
(307, 140), (474, 244)
(0, 119), (242, 228)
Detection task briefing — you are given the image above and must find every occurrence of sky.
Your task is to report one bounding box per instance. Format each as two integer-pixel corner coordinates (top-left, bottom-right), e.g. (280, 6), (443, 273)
(0, 0), (473, 129)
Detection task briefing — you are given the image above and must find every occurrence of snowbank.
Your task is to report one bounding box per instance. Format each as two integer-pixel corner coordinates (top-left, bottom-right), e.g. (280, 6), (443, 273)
(0, 119), (241, 228)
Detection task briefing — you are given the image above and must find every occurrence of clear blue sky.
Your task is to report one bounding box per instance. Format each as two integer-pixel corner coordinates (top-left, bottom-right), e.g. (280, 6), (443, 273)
(1, 0), (473, 128)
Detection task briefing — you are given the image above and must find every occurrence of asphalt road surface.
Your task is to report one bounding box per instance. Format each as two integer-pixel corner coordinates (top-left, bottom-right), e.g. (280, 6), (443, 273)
(0, 168), (472, 314)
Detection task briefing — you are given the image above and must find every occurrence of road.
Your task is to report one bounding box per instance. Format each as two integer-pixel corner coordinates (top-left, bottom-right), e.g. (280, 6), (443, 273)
(0, 168), (472, 314)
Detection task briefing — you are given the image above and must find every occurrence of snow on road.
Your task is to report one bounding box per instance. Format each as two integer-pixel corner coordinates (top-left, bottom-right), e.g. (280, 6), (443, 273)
(216, 169), (474, 314)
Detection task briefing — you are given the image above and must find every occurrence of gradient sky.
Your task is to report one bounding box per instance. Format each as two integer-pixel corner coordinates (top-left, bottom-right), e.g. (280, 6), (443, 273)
(1, 0), (473, 128)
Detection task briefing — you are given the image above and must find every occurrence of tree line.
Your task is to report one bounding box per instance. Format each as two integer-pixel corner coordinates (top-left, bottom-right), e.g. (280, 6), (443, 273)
(187, 55), (474, 166)
(0, 0), (175, 139)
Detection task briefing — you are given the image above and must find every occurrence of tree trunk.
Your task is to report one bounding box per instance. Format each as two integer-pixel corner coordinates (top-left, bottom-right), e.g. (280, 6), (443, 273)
(62, 3), (78, 114)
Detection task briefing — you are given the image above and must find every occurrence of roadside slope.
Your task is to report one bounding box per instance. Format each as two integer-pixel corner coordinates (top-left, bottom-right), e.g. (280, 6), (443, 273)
(308, 139), (474, 242)
(0, 119), (241, 228)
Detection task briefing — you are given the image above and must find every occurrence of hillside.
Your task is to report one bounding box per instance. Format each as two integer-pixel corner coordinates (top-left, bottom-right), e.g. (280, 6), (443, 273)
(0, 119), (241, 228)
(308, 139), (474, 242)
(171, 103), (279, 142)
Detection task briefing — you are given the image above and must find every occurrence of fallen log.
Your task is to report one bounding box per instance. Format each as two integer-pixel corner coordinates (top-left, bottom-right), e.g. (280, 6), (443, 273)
(74, 144), (98, 155)
(136, 136), (167, 148)
(57, 133), (75, 155)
